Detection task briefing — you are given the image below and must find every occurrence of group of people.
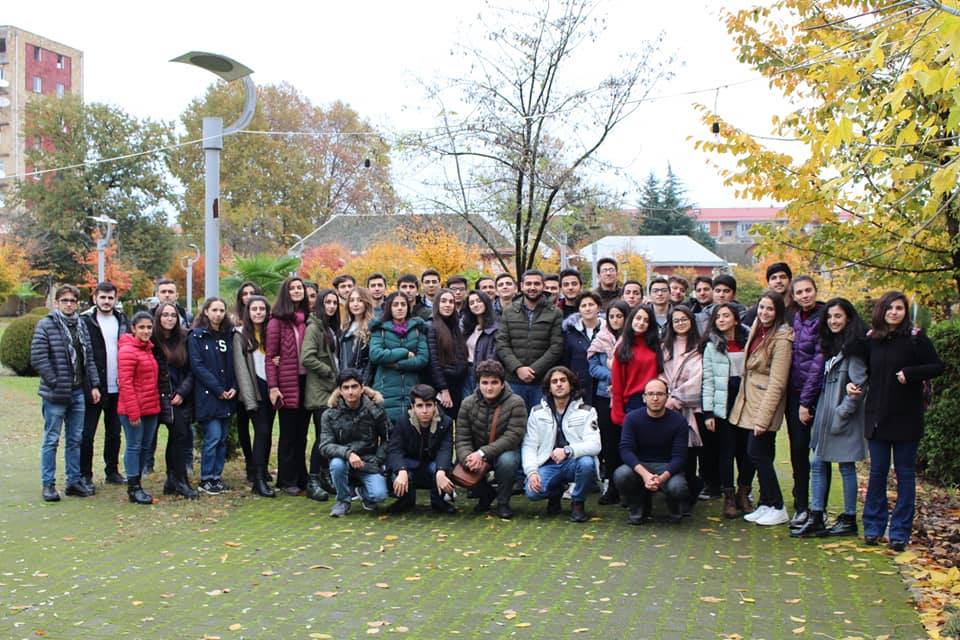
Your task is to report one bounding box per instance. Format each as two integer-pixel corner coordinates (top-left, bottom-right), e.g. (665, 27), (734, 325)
(31, 258), (943, 550)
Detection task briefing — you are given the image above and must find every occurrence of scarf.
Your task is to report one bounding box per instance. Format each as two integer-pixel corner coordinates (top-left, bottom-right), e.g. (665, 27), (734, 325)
(53, 309), (80, 376)
(586, 323), (619, 361)
(392, 319), (409, 338)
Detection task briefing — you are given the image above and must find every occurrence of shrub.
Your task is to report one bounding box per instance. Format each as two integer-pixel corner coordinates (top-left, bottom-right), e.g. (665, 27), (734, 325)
(0, 314), (42, 376)
(29, 306), (49, 316)
(919, 318), (960, 486)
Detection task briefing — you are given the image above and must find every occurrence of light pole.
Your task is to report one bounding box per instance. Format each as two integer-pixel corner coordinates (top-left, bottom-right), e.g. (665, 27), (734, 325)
(287, 234), (305, 275)
(88, 214), (118, 283)
(172, 52), (257, 299)
(180, 243), (201, 317)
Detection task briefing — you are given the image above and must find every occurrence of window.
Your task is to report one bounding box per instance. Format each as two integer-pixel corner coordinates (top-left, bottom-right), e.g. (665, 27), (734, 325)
(723, 229), (733, 237)
(33, 45), (42, 62)
(737, 222), (754, 237)
(0, 37), (6, 54)
(33, 76), (42, 93)
(56, 83), (64, 98)
(0, 66), (5, 81)
(56, 54), (64, 69)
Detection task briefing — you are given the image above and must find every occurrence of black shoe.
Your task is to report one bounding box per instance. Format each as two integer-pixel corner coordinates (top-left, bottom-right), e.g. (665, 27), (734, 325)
(888, 540), (907, 552)
(198, 480), (221, 495)
(306, 475), (329, 502)
(431, 502), (457, 514)
(361, 497), (378, 512)
(570, 501), (588, 523)
(163, 481), (177, 495)
(81, 477), (96, 495)
(598, 488), (620, 506)
(246, 467), (257, 484)
(473, 487), (495, 514)
(42, 484), (60, 502)
(252, 476), (275, 498)
(495, 502), (514, 519)
(627, 506), (647, 525)
(698, 485), (722, 501)
(388, 497), (415, 514)
(174, 481), (199, 500)
(789, 510), (810, 530)
(668, 512), (683, 524)
(104, 471), (125, 484)
(127, 477), (152, 505)
(864, 535), (880, 546)
(212, 480), (228, 493)
(790, 510), (826, 538)
(547, 495), (562, 515)
(826, 513), (858, 537)
(66, 482), (93, 497)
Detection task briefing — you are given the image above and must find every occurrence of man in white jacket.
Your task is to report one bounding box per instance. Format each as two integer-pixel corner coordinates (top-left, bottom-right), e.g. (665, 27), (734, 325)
(523, 366), (601, 523)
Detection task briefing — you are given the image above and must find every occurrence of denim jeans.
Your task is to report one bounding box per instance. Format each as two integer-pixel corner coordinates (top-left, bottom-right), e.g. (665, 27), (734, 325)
(392, 460), (445, 508)
(329, 457), (388, 503)
(863, 439), (918, 544)
(40, 389), (86, 486)
(525, 456), (597, 502)
(748, 430), (783, 509)
(511, 383), (543, 412)
(810, 456), (858, 515)
(199, 417), (230, 481)
(119, 413), (160, 479)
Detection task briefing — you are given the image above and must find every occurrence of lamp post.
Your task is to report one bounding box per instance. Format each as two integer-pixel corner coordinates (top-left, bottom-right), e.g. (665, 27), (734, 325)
(88, 214), (118, 283)
(172, 52), (257, 299)
(287, 234), (305, 276)
(180, 243), (201, 317)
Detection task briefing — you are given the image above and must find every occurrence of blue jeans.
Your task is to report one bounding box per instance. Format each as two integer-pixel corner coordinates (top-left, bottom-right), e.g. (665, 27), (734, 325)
(40, 389), (86, 486)
(511, 383), (543, 412)
(810, 456), (858, 515)
(200, 418), (230, 481)
(525, 456), (597, 502)
(863, 439), (918, 544)
(119, 414), (159, 479)
(329, 457), (388, 504)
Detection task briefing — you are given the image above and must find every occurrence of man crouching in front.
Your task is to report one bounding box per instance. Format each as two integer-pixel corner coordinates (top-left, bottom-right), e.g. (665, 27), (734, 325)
(320, 368), (389, 517)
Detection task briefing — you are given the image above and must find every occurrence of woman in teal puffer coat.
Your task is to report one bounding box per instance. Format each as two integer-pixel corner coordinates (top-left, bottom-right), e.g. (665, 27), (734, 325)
(369, 292), (429, 423)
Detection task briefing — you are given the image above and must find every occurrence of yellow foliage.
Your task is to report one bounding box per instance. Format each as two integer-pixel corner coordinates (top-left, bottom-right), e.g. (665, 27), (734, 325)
(613, 251), (647, 285)
(406, 228), (481, 282)
(0, 242), (34, 301)
(345, 241), (421, 286)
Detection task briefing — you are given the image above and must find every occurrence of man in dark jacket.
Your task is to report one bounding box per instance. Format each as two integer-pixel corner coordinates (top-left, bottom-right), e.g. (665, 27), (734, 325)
(386, 384), (455, 514)
(320, 369), (390, 517)
(455, 360), (528, 519)
(80, 281), (129, 488)
(30, 285), (102, 502)
(495, 269), (564, 410)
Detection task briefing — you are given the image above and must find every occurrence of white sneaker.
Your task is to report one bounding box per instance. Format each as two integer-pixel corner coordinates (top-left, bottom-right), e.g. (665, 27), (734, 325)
(755, 506), (789, 526)
(743, 505), (770, 522)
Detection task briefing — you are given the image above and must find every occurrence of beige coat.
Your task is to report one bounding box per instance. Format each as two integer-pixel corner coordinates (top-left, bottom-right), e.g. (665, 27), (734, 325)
(729, 322), (794, 432)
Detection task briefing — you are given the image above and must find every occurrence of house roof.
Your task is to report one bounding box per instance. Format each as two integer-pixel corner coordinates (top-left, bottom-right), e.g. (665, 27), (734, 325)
(689, 207), (785, 222)
(299, 213), (513, 254)
(577, 235), (728, 267)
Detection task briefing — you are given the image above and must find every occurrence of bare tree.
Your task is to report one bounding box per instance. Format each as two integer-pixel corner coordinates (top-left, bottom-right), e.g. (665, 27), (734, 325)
(410, 0), (674, 274)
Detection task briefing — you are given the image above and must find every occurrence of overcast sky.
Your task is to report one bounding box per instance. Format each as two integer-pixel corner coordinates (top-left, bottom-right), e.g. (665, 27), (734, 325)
(4, 0), (793, 209)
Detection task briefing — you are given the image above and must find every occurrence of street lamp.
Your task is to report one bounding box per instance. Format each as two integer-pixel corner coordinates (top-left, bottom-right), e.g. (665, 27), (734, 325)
(180, 243), (201, 318)
(287, 234), (305, 276)
(88, 214), (118, 283)
(172, 51), (257, 299)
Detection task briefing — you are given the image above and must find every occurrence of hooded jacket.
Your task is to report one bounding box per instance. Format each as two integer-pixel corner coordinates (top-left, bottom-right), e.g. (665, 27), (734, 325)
(116, 334), (160, 422)
(522, 396), (600, 476)
(319, 387), (389, 473)
(562, 312), (605, 405)
(80, 306), (129, 394)
(586, 323), (619, 400)
(729, 321), (794, 431)
(387, 406), (454, 473)
(301, 315), (340, 411)
(369, 316), (429, 421)
(265, 312), (307, 408)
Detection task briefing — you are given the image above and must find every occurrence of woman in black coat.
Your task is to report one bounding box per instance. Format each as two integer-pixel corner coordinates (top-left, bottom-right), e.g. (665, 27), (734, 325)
(462, 290), (499, 397)
(427, 289), (468, 421)
(859, 291), (943, 551)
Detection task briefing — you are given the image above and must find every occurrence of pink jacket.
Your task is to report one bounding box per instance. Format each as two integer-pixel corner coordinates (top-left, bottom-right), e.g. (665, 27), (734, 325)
(266, 313), (306, 408)
(661, 338), (703, 446)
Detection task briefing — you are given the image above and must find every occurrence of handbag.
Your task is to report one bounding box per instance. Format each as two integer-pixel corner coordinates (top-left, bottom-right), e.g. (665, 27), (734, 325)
(451, 404), (502, 488)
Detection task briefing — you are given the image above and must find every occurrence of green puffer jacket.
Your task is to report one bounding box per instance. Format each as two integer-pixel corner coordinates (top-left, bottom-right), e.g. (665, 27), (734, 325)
(495, 295), (564, 384)
(369, 316), (429, 422)
(319, 387), (389, 474)
(301, 315), (339, 411)
(454, 383), (528, 462)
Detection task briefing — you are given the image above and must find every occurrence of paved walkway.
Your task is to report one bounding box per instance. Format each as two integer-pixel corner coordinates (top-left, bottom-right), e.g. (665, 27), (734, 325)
(0, 377), (924, 639)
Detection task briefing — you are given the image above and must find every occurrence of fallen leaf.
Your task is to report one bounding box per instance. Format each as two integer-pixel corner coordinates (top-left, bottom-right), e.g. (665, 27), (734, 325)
(223, 541), (242, 548)
(228, 623), (242, 631)
(504, 610), (517, 620)
(784, 598), (801, 604)
(131, 601), (143, 606)
(309, 564), (334, 570)
(513, 590), (527, 596)
(375, 582), (389, 589)
(367, 620), (390, 627)
(515, 622), (531, 628)
(792, 626), (805, 635)
(573, 628), (589, 633)
(384, 535), (399, 541)
(367, 630), (379, 635)
(314, 591), (337, 598)
(699, 596), (725, 603)
(405, 575), (421, 581)
(608, 561), (626, 568)
(308, 635), (332, 639)
(790, 616), (806, 623)
(261, 570), (276, 577)
(894, 550), (918, 564)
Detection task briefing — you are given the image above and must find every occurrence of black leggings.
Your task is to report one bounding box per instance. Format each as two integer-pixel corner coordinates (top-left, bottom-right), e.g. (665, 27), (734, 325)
(251, 377), (275, 475)
(594, 395), (621, 480)
(717, 417), (755, 490)
(748, 430), (783, 509)
(309, 407), (328, 476)
(236, 405), (254, 473)
(276, 377), (308, 490)
(163, 404), (193, 484)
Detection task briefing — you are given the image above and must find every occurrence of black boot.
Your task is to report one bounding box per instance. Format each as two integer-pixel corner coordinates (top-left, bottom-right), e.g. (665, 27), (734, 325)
(387, 494), (415, 513)
(163, 478), (177, 495)
(306, 474), (329, 501)
(127, 476), (153, 505)
(174, 479), (199, 500)
(790, 510), (826, 538)
(252, 469), (276, 498)
(826, 513), (858, 537)
(598, 483), (620, 506)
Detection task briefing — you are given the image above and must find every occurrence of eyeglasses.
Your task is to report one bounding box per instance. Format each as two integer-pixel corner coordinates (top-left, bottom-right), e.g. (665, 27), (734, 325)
(58, 298), (78, 304)
(599, 267), (617, 273)
(449, 287), (467, 293)
(643, 391), (667, 398)
(672, 317), (690, 324)
(650, 288), (669, 294)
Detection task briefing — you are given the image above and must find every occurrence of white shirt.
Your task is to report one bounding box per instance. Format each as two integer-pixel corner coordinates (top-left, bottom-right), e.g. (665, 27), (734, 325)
(98, 312), (120, 393)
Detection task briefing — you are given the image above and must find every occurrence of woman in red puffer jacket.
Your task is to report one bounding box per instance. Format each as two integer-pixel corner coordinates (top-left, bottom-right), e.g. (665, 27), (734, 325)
(118, 311), (161, 505)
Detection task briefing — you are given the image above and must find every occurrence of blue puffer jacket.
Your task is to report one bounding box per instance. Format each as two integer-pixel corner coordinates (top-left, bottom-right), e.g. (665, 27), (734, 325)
(187, 326), (236, 422)
(790, 302), (825, 408)
(369, 317), (429, 422)
(562, 313), (604, 405)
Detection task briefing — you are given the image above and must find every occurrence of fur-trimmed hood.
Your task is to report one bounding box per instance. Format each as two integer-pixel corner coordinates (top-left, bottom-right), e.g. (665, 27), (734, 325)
(327, 385), (384, 408)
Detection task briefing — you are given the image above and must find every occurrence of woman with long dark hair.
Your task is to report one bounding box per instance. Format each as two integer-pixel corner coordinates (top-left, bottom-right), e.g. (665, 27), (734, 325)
(302, 288), (340, 502)
(266, 276), (311, 496)
(340, 287), (375, 384)
(861, 291), (943, 551)
(609, 304), (662, 426)
(233, 281), (261, 324)
(730, 290), (794, 526)
(369, 292), (429, 422)
(428, 288), (468, 419)
(188, 297), (237, 495)
(232, 280), (262, 483)
(462, 290), (499, 398)
(701, 302), (754, 518)
(792, 298), (868, 538)
(587, 299), (630, 505)
(153, 302), (197, 500)
(233, 295), (276, 497)
(661, 304), (703, 505)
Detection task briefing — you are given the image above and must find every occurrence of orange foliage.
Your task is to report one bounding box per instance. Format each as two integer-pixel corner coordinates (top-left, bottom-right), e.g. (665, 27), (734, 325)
(0, 242), (34, 300)
(300, 243), (350, 285)
(163, 251), (205, 300)
(345, 241), (421, 286)
(407, 228), (481, 282)
(79, 240), (132, 297)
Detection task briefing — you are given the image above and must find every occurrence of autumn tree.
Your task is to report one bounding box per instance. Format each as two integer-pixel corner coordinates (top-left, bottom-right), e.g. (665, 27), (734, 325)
(697, 1), (960, 303)
(13, 95), (176, 285)
(169, 82), (398, 255)
(411, 0), (675, 276)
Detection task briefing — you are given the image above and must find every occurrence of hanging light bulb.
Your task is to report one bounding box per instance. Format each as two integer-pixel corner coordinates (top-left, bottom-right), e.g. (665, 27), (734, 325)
(711, 121), (720, 134)
(364, 158), (371, 168)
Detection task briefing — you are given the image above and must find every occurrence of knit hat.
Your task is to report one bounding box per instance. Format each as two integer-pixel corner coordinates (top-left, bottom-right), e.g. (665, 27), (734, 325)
(765, 262), (793, 282)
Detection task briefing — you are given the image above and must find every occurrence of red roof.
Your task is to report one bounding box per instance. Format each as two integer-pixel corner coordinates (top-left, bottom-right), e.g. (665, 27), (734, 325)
(689, 207), (785, 222)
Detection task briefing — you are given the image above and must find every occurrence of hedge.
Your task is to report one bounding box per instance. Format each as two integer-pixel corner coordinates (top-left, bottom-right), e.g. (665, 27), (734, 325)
(0, 314), (42, 376)
(919, 318), (960, 486)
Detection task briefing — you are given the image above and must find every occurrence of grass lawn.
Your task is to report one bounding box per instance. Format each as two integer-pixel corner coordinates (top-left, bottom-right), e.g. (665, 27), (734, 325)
(0, 376), (925, 639)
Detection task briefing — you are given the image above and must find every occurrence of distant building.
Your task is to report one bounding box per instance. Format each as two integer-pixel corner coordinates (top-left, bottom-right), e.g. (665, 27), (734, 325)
(0, 26), (83, 227)
(689, 207), (785, 265)
(578, 235), (728, 288)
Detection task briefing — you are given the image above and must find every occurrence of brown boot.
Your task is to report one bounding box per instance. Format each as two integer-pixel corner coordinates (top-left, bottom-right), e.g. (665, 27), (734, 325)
(722, 488), (739, 519)
(736, 485), (754, 514)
